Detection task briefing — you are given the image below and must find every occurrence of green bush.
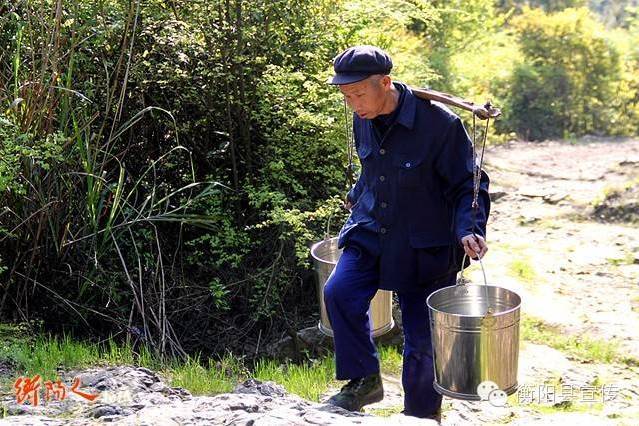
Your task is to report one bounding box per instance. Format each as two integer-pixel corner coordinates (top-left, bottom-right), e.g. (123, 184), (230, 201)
(605, 16), (639, 136)
(502, 7), (622, 140)
(0, 116), (67, 195)
(501, 63), (570, 140)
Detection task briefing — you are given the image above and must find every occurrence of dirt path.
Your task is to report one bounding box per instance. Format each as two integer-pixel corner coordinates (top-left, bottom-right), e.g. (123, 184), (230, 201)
(324, 137), (639, 424)
(481, 137), (639, 357)
(447, 137), (639, 424)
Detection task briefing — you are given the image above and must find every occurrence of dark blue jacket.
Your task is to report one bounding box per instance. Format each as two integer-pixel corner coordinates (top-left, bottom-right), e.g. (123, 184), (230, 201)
(337, 82), (491, 292)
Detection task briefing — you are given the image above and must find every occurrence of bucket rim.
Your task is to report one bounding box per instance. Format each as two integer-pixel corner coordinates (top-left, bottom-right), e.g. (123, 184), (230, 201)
(426, 284), (521, 318)
(310, 236), (340, 263)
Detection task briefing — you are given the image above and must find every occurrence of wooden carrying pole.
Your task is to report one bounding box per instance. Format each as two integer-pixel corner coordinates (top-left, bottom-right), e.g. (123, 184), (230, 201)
(410, 87), (501, 120)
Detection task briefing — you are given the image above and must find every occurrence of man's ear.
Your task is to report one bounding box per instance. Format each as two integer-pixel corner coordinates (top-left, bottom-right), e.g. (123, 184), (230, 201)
(381, 75), (392, 90)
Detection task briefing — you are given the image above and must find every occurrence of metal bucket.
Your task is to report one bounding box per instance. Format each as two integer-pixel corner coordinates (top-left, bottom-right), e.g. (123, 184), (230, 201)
(426, 275), (521, 400)
(310, 237), (394, 337)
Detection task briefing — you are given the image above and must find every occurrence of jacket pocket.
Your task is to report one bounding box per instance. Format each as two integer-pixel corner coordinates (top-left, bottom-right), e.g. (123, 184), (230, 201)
(409, 231), (454, 284)
(393, 153), (425, 188)
(414, 246), (453, 284)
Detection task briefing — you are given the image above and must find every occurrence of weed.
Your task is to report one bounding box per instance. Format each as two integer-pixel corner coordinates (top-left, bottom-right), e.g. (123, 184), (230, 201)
(508, 258), (536, 284)
(521, 316), (622, 364)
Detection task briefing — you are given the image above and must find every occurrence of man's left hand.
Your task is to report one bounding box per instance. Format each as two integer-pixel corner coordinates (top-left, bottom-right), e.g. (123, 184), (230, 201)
(460, 234), (488, 260)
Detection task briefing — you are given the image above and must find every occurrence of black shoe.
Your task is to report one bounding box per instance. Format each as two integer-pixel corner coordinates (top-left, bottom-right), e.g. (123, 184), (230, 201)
(327, 372), (384, 411)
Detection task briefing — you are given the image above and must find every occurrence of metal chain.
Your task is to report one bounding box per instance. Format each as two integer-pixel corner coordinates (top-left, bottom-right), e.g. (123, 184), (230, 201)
(470, 114), (490, 233)
(324, 98), (355, 239)
(467, 111), (493, 316)
(343, 97), (355, 192)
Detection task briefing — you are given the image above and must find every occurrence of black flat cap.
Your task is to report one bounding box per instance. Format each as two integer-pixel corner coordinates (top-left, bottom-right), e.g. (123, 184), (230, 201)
(329, 45), (393, 85)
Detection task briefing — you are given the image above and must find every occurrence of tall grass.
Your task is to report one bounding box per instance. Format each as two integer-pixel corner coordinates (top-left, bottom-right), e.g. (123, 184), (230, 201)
(0, 321), (411, 403)
(0, 326), (379, 401)
(0, 1), (222, 359)
(379, 345), (403, 375)
(0, 328), (236, 393)
(168, 354), (248, 395)
(254, 356), (336, 402)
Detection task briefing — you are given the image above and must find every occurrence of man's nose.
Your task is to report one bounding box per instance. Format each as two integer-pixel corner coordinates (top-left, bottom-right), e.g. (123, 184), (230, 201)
(345, 98), (360, 111)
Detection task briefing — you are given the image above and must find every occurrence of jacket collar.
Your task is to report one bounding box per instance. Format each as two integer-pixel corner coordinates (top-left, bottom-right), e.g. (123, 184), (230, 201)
(357, 81), (419, 132)
(389, 81), (417, 130)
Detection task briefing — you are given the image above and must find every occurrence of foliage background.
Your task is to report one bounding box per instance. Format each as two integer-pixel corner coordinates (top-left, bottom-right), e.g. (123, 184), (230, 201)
(1, 0), (638, 360)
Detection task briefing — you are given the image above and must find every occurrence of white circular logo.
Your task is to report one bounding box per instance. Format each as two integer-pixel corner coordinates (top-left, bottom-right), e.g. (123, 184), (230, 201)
(488, 389), (508, 407)
(477, 380), (499, 401)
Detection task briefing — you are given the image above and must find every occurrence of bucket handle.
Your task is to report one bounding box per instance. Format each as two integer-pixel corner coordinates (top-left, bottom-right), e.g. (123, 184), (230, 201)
(324, 213), (333, 241)
(457, 252), (493, 316)
(456, 252), (489, 287)
(323, 201), (343, 240)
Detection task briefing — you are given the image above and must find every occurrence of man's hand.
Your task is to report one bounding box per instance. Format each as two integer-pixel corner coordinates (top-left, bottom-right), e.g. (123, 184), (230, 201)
(460, 234), (488, 260)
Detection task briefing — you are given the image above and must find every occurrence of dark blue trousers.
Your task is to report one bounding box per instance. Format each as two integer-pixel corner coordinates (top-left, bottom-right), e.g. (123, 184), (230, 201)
(323, 244), (456, 418)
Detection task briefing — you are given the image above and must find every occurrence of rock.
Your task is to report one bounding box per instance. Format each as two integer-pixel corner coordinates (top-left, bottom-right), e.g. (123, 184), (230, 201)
(266, 301), (405, 361)
(518, 215), (541, 225)
(90, 404), (132, 418)
(508, 412), (619, 425)
(0, 415), (68, 425)
(265, 326), (334, 361)
(518, 187), (548, 198)
(490, 191), (508, 202)
(542, 192), (568, 204)
(591, 181), (639, 224)
(0, 366), (433, 425)
(0, 359), (15, 379)
(234, 378), (287, 398)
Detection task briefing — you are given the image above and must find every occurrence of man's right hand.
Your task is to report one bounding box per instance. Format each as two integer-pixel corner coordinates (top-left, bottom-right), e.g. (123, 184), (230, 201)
(460, 234), (488, 260)
(343, 199), (353, 211)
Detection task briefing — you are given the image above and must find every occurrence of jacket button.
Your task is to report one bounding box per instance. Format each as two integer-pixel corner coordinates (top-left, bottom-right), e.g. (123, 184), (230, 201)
(379, 175), (386, 182)
(380, 227), (387, 234)
(381, 202), (388, 208)
(405, 162), (411, 168)
(379, 148), (386, 155)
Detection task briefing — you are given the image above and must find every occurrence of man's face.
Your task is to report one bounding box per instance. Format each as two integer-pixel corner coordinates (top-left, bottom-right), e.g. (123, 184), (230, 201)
(339, 75), (389, 119)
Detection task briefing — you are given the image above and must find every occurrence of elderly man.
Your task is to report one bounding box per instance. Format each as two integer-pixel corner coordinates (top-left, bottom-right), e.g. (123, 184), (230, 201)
(323, 45), (490, 420)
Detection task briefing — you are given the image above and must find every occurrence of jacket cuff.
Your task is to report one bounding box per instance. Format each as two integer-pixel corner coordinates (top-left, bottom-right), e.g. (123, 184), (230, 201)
(456, 228), (486, 245)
